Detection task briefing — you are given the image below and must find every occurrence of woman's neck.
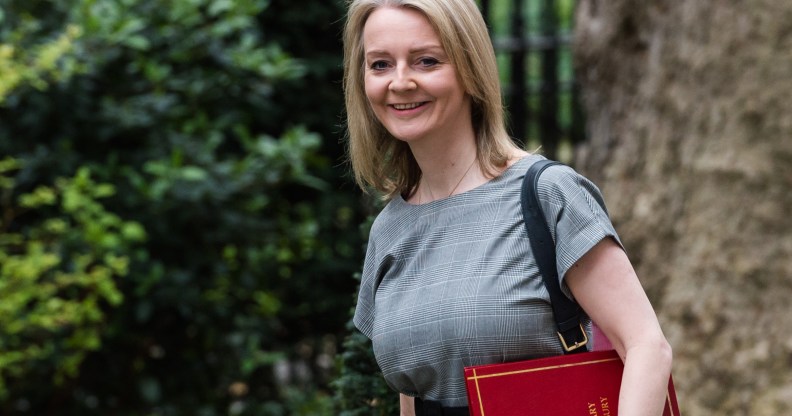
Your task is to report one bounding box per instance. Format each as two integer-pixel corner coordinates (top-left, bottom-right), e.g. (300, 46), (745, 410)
(408, 134), (482, 203)
(406, 135), (530, 204)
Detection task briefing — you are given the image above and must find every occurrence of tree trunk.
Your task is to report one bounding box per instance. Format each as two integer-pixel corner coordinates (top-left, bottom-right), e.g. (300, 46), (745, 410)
(572, 1), (792, 414)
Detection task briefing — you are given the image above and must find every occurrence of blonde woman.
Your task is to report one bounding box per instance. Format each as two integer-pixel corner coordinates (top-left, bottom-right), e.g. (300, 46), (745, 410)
(343, 1), (672, 415)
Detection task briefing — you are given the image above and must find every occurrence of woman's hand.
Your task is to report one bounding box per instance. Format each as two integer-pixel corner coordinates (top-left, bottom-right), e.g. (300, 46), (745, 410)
(400, 393), (416, 416)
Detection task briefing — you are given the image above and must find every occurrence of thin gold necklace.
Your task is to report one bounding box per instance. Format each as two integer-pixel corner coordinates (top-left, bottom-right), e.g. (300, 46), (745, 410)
(424, 157), (477, 202)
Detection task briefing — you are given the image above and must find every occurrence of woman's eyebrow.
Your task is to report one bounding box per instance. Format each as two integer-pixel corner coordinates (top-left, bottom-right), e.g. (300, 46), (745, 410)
(408, 44), (444, 54)
(364, 44), (445, 58)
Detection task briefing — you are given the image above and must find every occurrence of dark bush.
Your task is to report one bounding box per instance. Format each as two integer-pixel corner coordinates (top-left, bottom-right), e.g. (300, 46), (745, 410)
(0, 0), (366, 414)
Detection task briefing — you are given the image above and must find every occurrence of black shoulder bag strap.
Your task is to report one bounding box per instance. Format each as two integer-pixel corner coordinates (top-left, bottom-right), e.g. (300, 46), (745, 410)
(520, 159), (590, 354)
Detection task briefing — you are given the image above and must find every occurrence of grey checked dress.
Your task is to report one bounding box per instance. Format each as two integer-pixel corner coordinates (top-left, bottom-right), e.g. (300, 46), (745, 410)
(353, 155), (621, 407)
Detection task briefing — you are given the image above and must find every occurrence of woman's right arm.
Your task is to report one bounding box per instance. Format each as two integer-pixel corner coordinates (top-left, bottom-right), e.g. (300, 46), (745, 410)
(399, 393), (415, 416)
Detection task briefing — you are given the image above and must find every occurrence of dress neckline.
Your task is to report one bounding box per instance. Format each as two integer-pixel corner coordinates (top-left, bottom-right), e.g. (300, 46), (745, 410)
(394, 154), (540, 208)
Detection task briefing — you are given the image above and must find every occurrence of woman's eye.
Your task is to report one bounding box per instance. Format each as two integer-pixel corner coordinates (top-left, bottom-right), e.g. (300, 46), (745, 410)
(418, 57), (439, 67)
(369, 60), (389, 70)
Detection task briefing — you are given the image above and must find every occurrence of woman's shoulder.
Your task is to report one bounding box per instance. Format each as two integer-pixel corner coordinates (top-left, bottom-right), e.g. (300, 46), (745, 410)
(366, 197), (412, 242)
(508, 155), (607, 213)
(493, 152), (547, 185)
(534, 161), (597, 195)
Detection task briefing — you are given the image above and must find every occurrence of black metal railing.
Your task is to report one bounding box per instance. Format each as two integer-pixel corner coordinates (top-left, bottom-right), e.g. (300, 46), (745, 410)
(481, 0), (584, 161)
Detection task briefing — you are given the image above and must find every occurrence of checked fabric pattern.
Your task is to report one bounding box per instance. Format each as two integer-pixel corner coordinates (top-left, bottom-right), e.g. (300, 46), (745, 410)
(354, 155), (621, 407)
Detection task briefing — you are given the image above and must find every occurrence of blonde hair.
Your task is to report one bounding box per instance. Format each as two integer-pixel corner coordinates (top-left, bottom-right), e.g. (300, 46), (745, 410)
(343, 0), (520, 199)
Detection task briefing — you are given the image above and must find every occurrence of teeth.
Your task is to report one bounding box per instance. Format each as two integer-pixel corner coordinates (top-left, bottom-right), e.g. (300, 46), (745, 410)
(393, 102), (422, 110)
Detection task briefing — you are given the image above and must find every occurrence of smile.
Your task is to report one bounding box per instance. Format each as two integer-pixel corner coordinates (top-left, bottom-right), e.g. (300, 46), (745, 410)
(391, 102), (427, 110)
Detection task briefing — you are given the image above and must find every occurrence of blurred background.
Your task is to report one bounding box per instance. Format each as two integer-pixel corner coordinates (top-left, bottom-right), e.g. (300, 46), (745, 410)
(0, 0), (790, 415)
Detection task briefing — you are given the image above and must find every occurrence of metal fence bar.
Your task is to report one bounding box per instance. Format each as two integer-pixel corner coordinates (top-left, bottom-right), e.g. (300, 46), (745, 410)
(508, 0), (528, 142)
(484, 0), (583, 161)
(539, 0), (559, 159)
(570, 80), (586, 146)
(493, 33), (573, 51)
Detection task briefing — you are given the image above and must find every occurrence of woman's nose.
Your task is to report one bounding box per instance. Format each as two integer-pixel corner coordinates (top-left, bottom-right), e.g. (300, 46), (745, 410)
(389, 65), (417, 92)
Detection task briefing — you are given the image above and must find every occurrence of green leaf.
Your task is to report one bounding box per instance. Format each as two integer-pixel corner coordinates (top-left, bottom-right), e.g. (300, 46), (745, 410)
(180, 166), (209, 181)
(254, 291), (282, 317)
(124, 35), (150, 50)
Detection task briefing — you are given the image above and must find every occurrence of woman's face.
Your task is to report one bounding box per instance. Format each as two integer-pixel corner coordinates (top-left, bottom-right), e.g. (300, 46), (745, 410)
(362, 7), (471, 145)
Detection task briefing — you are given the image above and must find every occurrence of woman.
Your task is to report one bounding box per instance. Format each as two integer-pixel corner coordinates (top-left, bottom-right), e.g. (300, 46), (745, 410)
(343, 1), (673, 415)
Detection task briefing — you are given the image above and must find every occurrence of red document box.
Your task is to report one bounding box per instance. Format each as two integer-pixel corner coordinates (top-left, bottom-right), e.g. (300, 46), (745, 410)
(464, 350), (679, 416)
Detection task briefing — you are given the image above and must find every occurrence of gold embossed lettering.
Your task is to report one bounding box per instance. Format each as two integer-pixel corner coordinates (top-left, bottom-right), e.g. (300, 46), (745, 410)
(600, 397), (611, 416)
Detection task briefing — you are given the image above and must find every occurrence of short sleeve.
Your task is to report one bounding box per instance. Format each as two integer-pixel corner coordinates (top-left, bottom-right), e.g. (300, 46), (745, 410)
(535, 165), (623, 297)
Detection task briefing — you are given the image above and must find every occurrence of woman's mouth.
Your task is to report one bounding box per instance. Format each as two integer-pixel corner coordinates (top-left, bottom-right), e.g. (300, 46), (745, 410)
(391, 102), (427, 110)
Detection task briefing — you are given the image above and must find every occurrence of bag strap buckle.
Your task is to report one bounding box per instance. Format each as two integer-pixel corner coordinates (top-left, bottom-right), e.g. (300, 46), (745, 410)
(557, 324), (589, 352)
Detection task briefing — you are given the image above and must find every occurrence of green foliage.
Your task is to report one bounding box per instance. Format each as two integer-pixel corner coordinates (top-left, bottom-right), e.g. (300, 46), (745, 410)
(0, 158), (144, 399)
(332, 214), (399, 415)
(0, 24), (83, 100)
(334, 322), (399, 416)
(0, 0), (361, 414)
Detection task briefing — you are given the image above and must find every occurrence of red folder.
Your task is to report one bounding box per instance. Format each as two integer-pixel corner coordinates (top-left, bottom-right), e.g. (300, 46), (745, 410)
(464, 350), (679, 416)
